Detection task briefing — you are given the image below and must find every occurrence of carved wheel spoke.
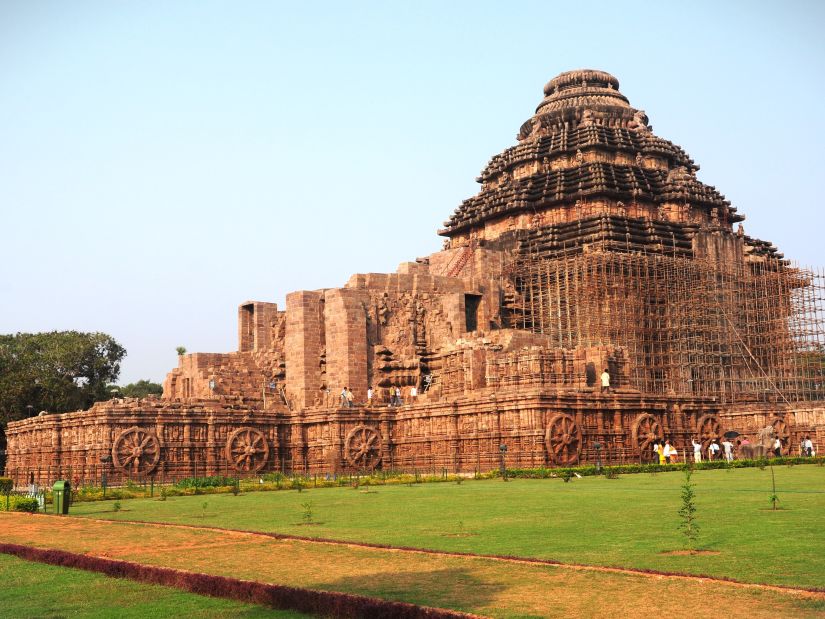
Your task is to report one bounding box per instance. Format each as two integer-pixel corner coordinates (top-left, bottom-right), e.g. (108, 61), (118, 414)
(225, 427), (270, 473)
(696, 415), (723, 453)
(345, 425), (382, 470)
(112, 427), (161, 477)
(633, 414), (662, 463)
(545, 414), (582, 466)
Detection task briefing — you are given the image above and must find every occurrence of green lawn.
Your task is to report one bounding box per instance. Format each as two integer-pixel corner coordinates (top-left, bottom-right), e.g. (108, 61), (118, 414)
(71, 465), (825, 590)
(0, 554), (310, 618)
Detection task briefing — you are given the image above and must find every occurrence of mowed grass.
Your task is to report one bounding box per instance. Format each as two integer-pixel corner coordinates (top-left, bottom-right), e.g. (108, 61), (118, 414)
(71, 465), (825, 589)
(4, 514), (825, 619)
(0, 553), (308, 619)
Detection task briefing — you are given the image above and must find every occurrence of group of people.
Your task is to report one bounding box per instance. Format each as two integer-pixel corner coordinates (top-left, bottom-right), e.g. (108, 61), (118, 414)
(372, 385), (417, 407)
(800, 435), (817, 457)
(653, 437), (739, 464)
(339, 387), (355, 408)
(339, 384), (419, 408)
(653, 434), (818, 463)
(651, 439), (680, 464)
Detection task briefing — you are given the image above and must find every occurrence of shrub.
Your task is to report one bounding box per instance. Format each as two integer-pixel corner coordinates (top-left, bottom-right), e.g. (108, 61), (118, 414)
(0, 495), (38, 513)
(113, 501), (122, 512)
(174, 476), (235, 489)
(301, 501), (314, 524)
(678, 466), (699, 550)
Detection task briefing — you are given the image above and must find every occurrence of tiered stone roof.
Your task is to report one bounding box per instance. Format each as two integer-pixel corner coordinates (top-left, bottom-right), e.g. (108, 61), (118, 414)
(441, 69), (743, 239)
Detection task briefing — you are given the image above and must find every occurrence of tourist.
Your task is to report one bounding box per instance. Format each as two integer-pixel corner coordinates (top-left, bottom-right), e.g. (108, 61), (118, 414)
(367, 386), (373, 407)
(708, 439), (721, 461)
(395, 386), (402, 406)
(691, 438), (702, 463)
(345, 387), (354, 408)
(652, 439), (661, 463)
(600, 368), (611, 393)
(409, 385), (417, 403)
(722, 438), (734, 461)
(669, 443), (679, 464)
(340, 387), (348, 408)
(803, 435), (814, 457)
(773, 436), (782, 457)
(663, 439), (673, 464)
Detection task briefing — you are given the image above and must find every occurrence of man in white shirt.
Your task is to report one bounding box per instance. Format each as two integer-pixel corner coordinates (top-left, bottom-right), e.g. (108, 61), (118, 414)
(691, 439), (702, 463)
(722, 439), (734, 461)
(600, 369), (611, 393)
(773, 437), (781, 457)
(709, 440), (721, 461)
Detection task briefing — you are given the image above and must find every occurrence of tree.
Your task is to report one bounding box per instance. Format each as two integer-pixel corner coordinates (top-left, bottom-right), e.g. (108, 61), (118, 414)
(678, 465), (700, 551)
(119, 380), (163, 398)
(0, 331), (126, 429)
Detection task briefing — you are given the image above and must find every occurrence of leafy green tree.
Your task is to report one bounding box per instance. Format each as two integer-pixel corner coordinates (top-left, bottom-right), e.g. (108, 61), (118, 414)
(0, 331), (126, 429)
(118, 380), (163, 398)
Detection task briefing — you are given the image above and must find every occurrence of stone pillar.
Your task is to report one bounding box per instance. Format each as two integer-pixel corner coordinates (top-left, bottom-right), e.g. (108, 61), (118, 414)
(206, 415), (216, 476)
(285, 291), (324, 410)
(325, 289), (369, 403)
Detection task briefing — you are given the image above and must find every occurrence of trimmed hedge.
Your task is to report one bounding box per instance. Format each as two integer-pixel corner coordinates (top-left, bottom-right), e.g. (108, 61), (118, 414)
(174, 476), (237, 489)
(0, 495), (39, 512)
(496, 456), (823, 480)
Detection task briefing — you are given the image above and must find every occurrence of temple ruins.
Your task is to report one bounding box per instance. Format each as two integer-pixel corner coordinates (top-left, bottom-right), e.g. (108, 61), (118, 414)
(6, 69), (825, 484)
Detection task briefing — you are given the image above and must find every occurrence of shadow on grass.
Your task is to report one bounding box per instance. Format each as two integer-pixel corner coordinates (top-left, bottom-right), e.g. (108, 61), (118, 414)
(316, 567), (503, 613)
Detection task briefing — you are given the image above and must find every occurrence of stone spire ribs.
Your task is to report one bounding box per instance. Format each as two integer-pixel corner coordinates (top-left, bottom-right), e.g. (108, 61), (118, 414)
(440, 69), (743, 246)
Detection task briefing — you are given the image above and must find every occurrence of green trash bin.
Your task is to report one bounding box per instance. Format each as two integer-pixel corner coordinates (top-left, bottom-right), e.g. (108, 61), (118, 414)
(52, 480), (70, 515)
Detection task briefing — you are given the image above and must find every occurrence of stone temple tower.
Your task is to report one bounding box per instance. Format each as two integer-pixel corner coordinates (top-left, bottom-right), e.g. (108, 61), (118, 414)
(438, 69), (810, 403)
(442, 69), (760, 260)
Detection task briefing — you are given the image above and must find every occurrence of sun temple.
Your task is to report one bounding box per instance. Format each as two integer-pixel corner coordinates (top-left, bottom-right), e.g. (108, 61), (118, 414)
(6, 69), (825, 483)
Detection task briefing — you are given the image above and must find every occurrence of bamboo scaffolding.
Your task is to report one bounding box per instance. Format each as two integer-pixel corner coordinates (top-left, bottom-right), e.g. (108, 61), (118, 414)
(503, 250), (825, 403)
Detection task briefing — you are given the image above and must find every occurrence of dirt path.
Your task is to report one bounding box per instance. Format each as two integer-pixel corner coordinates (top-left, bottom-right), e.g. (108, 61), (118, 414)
(2, 513), (823, 619)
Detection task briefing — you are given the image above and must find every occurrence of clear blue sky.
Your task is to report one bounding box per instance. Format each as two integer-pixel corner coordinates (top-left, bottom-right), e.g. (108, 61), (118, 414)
(1, 1), (823, 385)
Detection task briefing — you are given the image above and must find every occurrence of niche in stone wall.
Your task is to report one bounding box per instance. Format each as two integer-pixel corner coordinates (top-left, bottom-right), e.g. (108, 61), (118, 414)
(465, 294), (482, 332)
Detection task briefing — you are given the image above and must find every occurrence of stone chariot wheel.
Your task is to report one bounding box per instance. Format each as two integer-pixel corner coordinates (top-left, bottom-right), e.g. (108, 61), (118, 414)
(344, 425), (382, 470)
(772, 417), (791, 455)
(632, 414), (663, 463)
(225, 427), (270, 473)
(544, 413), (582, 466)
(112, 426), (161, 476)
(696, 414), (723, 454)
